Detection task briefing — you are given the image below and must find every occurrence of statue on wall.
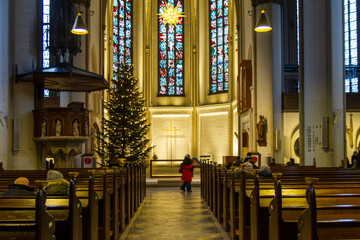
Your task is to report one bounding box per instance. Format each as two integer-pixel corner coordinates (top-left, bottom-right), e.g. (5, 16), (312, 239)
(72, 119), (79, 136)
(91, 126), (98, 152)
(55, 119), (62, 136)
(85, 120), (89, 136)
(41, 120), (47, 137)
(257, 115), (267, 146)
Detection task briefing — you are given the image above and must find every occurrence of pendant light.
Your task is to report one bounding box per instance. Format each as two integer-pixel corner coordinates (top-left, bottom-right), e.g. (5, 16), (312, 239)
(254, 9), (272, 32)
(71, 12), (88, 35)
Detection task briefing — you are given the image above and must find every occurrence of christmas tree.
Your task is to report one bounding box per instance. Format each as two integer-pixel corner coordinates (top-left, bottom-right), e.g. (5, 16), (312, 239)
(99, 65), (152, 165)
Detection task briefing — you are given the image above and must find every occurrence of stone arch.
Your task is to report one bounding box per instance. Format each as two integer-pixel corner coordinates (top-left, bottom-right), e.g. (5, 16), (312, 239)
(354, 127), (360, 149)
(290, 124), (300, 163)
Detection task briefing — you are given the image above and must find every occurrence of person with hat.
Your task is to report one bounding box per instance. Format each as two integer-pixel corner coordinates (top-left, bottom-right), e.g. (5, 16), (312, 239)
(1, 177), (35, 196)
(45, 170), (69, 196)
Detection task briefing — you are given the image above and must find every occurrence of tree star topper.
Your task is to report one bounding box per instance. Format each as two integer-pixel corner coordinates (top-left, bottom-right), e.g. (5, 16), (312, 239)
(158, 2), (185, 26)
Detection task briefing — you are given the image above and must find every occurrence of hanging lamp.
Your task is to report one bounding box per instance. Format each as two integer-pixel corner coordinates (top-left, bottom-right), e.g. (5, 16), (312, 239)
(254, 9), (272, 32)
(71, 12), (88, 35)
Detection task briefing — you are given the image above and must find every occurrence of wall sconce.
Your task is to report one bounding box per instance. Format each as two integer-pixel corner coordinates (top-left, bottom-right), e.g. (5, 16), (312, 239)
(254, 9), (272, 32)
(71, 12), (88, 35)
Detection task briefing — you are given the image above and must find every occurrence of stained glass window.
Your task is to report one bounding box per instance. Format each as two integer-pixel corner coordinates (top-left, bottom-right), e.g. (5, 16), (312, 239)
(43, 0), (50, 68)
(210, 0), (229, 94)
(344, 0), (359, 93)
(43, 0), (51, 97)
(113, 0), (132, 80)
(344, 0), (358, 66)
(296, 0), (299, 65)
(158, 0), (184, 96)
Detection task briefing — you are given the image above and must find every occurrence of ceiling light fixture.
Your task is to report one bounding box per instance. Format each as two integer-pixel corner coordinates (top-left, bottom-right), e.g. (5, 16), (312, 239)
(71, 12), (88, 35)
(254, 9), (272, 32)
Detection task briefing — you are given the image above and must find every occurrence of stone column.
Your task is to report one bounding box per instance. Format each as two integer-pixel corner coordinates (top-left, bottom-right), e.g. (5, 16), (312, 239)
(254, 2), (282, 162)
(330, 0), (345, 167)
(0, 0), (10, 168)
(302, 0), (344, 166)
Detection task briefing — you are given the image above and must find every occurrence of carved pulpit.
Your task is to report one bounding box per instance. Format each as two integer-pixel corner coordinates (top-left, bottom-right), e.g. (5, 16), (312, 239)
(33, 102), (90, 168)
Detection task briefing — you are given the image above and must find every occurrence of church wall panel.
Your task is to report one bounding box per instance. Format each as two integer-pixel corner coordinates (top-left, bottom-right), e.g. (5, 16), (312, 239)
(150, 110), (192, 160)
(198, 110), (229, 164)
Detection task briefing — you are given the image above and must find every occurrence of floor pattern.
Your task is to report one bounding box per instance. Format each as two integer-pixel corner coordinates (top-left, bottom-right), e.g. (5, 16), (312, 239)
(124, 187), (226, 240)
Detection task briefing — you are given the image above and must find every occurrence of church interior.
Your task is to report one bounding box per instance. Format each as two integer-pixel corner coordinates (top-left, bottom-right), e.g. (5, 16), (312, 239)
(2, 1), (360, 240)
(0, 0), (357, 169)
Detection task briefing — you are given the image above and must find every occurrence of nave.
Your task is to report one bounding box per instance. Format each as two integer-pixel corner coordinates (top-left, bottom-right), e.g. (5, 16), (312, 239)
(123, 187), (228, 240)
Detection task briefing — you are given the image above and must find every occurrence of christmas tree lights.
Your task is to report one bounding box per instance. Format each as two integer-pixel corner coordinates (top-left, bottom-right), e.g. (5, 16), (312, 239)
(98, 64), (152, 165)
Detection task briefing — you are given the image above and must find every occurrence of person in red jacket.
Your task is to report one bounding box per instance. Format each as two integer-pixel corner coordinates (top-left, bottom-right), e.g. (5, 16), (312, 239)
(180, 154), (194, 192)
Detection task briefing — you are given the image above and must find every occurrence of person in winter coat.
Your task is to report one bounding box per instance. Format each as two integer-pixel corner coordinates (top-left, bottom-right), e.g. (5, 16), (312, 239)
(45, 170), (69, 196)
(1, 177), (35, 196)
(180, 154), (194, 192)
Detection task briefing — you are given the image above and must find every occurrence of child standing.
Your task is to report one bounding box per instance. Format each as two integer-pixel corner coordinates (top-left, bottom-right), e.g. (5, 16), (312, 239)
(180, 154), (194, 192)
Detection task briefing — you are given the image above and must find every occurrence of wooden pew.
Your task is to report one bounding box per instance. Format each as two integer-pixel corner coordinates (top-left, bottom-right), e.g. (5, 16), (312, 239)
(227, 168), (360, 240)
(0, 188), (55, 240)
(82, 172), (99, 240)
(0, 162), (146, 239)
(258, 176), (360, 240)
(297, 179), (360, 240)
(0, 179), (83, 240)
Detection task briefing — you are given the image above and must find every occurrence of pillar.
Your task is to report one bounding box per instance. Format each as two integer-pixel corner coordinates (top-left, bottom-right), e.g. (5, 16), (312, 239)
(301, 0), (344, 166)
(0, 0), (10, 168)
(255, 1), (283, 163)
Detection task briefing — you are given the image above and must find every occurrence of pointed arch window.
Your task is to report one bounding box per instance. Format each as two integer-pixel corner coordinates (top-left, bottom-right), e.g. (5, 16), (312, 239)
(344, 0), (359, 93)
(42, 0), (51, 69)
(210, 0), (229, 94)
(113, 0), (133, 80)
(158, 0), (185, 96)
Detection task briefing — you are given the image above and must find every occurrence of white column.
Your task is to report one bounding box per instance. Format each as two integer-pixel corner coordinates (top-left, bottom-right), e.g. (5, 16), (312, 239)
(0, 0), (10, 168)
(271, 3), (283, 163)
(330, 0), (345, 166)
(255, 2), (282, 162)
(303, 0), (344, 166)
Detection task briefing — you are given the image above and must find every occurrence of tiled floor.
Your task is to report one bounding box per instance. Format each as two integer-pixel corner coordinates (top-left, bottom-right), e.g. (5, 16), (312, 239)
(124, 187), (226, 240)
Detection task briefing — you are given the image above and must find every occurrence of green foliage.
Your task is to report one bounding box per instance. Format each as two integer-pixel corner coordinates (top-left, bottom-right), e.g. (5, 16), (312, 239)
(98, 65), (152, 166)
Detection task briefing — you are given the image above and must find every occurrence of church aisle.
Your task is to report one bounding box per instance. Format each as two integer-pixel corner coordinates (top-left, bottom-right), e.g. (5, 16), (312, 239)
(123, 187), (227, 240)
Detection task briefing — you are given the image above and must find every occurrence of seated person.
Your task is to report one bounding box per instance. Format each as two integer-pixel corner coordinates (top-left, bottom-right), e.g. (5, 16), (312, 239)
(350, 151), (358, 168)
(244, 152), (253, 163)
(45, 170), (69, 196)
(1, 177), (35, 196)
(286, 158), (295, 166)
(235, 162), (255, 178)
(233, 156), (243, 166)
(247, 158), (259, 169)
(259, 164), (272, 177)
